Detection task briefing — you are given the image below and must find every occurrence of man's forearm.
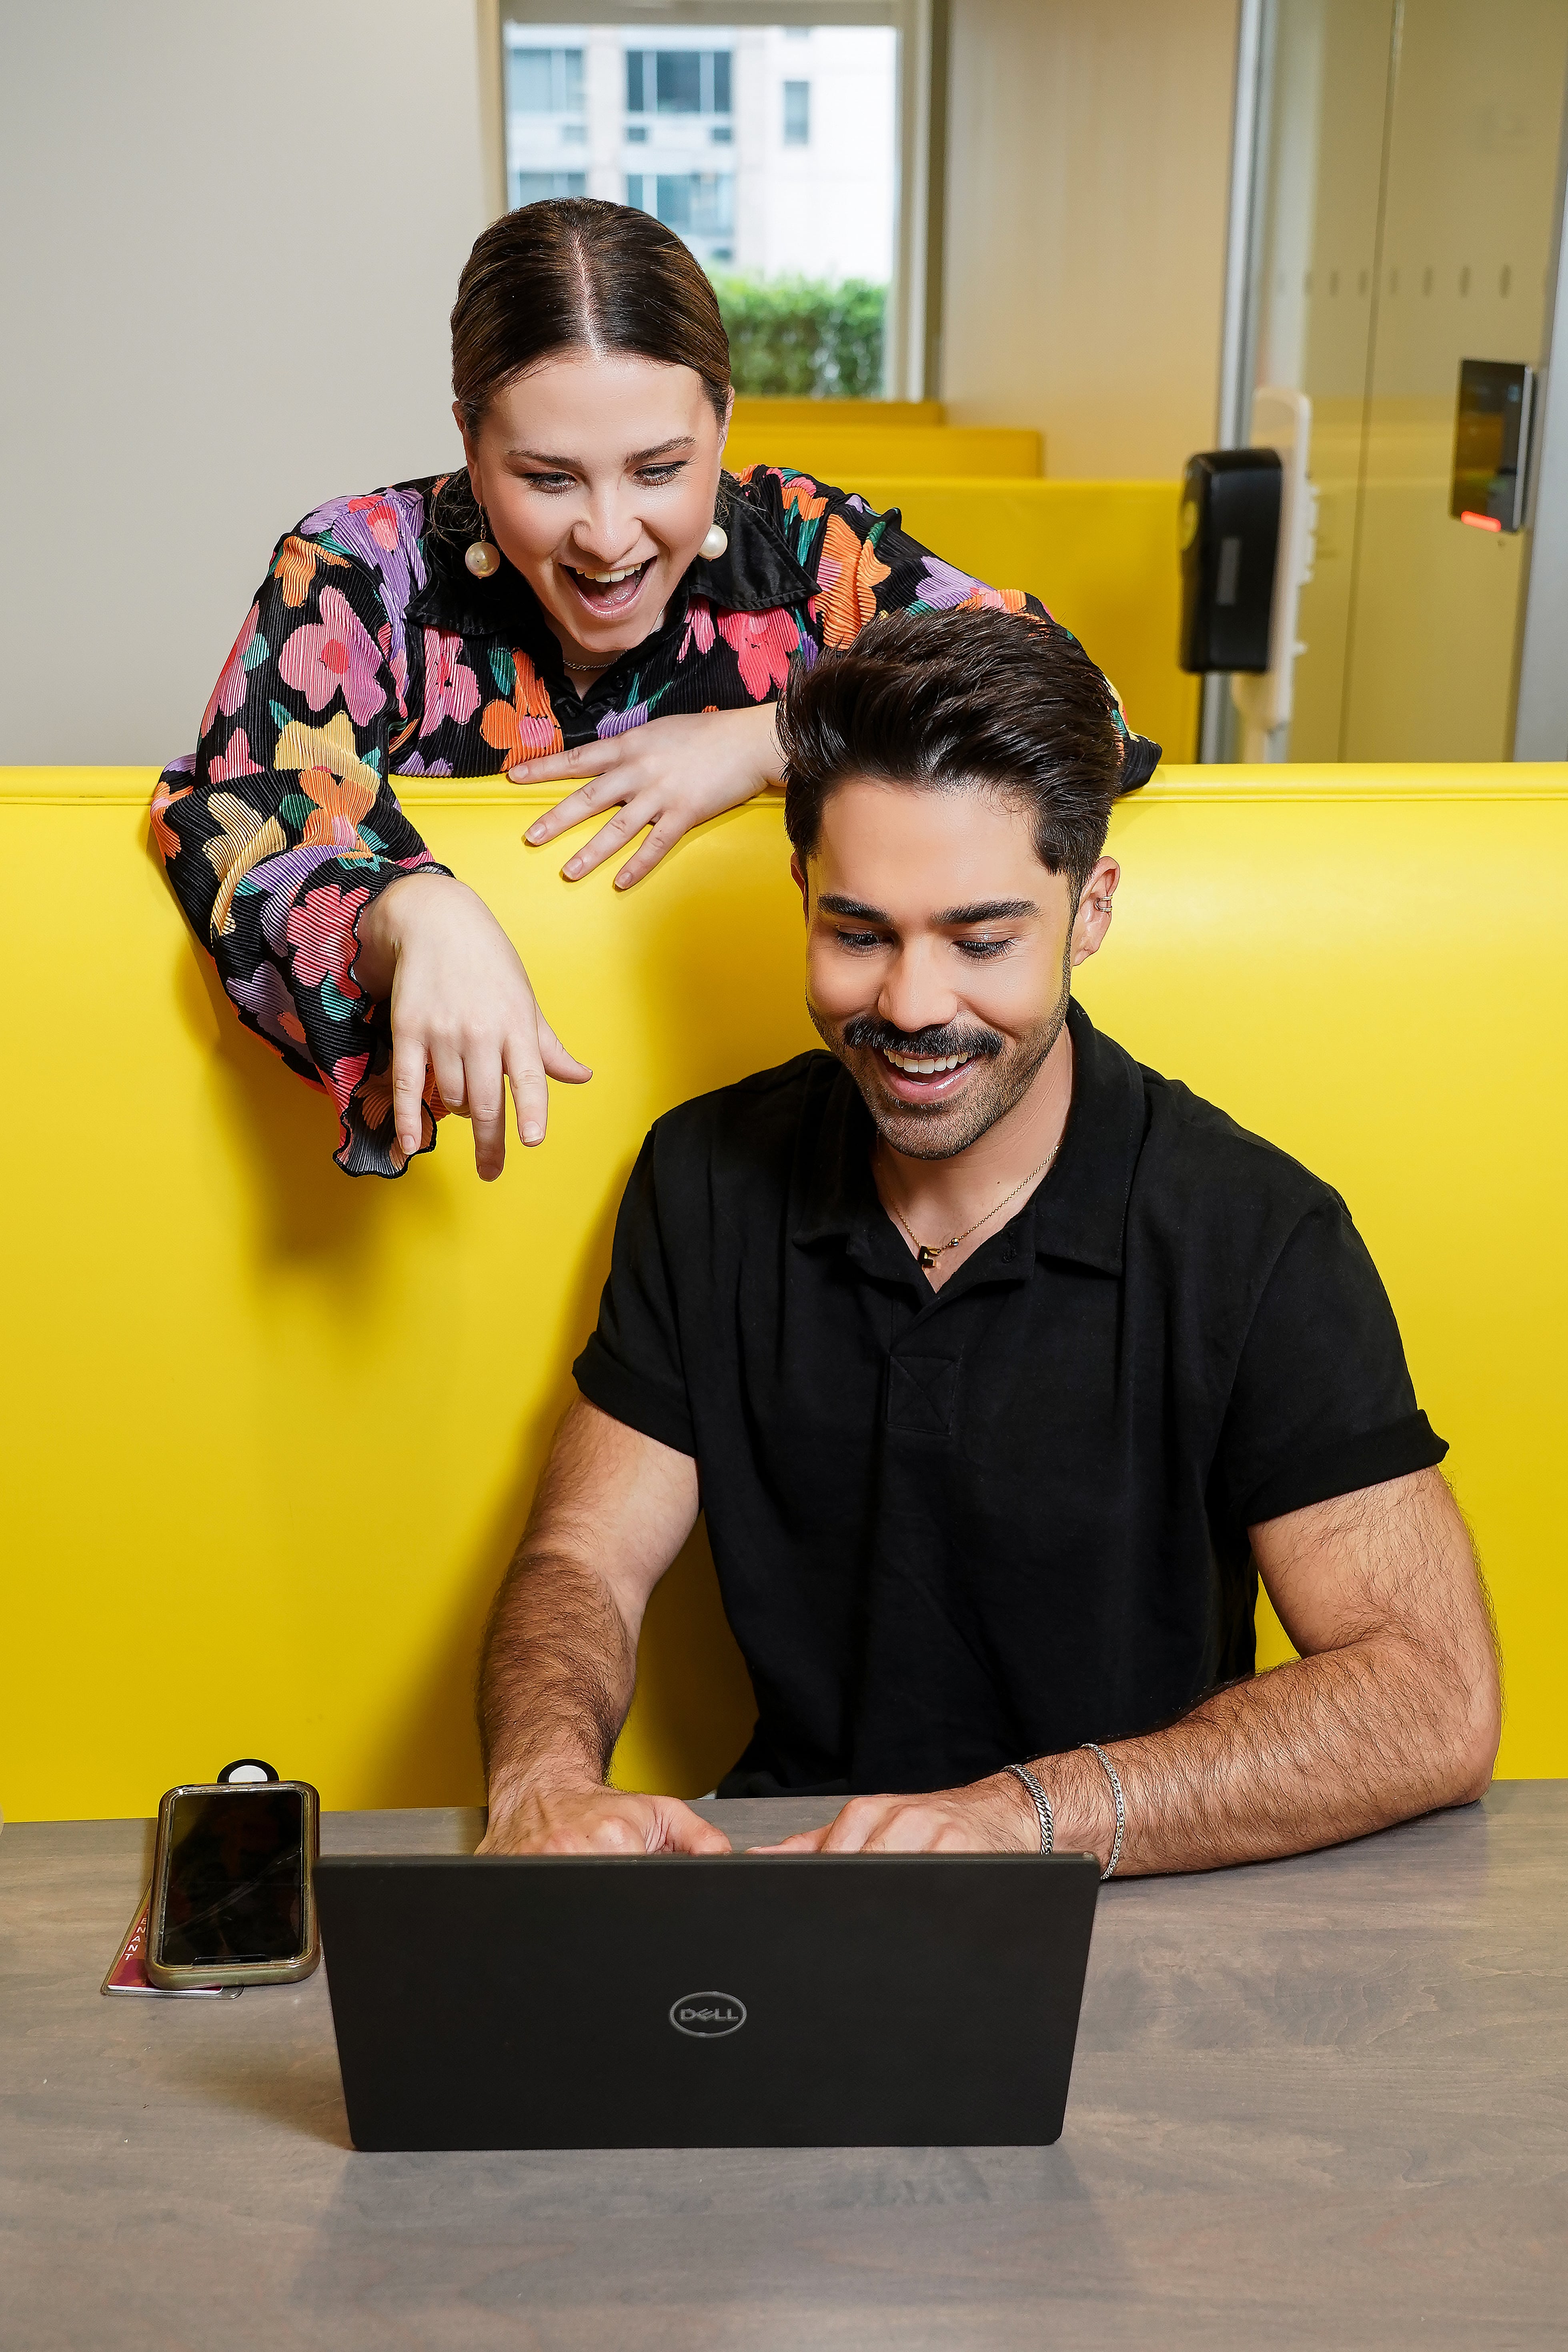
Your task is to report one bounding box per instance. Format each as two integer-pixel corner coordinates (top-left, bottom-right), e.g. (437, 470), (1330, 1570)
(479, 1547), (637, 1806)
(1038, 1628), (1498, 1876)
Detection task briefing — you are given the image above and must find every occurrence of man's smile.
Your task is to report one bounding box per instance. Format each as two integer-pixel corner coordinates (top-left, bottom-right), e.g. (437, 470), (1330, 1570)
(874, 1047), (983, 1104)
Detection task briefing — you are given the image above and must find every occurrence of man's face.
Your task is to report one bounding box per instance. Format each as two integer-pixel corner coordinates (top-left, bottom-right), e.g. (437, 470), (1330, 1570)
(798, 777), (1100, 1161)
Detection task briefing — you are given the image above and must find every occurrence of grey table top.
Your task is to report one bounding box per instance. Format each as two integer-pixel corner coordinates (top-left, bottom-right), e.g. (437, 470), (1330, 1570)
(2, 1788), (1564, 2352)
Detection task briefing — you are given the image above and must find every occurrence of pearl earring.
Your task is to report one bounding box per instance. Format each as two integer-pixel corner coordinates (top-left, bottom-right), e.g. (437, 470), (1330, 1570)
(699, 520), (729, 561)
(465, 500), (501, 579)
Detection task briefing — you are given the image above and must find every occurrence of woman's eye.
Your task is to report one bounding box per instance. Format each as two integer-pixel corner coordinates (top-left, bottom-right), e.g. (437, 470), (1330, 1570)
(636, 462), (686, 485)
(520, 472), (574, 494)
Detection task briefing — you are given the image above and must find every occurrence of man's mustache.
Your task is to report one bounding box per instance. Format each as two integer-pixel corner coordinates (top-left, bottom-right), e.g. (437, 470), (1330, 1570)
(841, 1015), (1005, 1061)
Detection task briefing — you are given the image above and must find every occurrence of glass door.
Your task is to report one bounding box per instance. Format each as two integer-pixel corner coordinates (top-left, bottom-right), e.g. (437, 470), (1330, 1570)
(1247, 0), (1568, 759)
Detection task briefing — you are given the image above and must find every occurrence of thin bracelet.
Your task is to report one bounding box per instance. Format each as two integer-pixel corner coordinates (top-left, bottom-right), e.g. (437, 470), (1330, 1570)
(1081, 1742), (1125, 1880)
(1004, 1761), (1054, 1855)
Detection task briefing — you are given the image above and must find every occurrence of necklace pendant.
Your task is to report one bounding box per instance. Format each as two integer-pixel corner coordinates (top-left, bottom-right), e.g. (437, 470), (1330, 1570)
(917, 1243), (942, 1269)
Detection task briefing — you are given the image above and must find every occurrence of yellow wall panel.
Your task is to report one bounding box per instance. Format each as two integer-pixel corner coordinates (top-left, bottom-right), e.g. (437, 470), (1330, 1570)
(1, 766), (1561, 1822)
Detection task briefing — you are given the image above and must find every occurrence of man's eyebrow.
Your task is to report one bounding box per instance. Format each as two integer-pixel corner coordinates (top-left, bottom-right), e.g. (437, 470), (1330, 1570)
(503, 436), (697, 465)
(817, 893), (892, 922)
(935, 898), (1039, 924)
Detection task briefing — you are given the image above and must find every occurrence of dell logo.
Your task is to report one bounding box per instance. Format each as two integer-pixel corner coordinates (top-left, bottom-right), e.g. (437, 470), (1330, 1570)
(669, 1990), (747, 2039)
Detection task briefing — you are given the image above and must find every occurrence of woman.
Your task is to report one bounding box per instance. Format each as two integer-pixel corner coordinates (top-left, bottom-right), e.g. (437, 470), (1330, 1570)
(154, 199), (1158, 1179)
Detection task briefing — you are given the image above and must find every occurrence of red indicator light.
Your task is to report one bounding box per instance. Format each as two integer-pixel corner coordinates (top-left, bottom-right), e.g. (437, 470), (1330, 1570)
(1459, 509), (1503, 532)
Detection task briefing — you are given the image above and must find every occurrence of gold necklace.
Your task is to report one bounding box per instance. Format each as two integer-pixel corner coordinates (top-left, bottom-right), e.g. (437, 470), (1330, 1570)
(883, 1141), (1061, 1270)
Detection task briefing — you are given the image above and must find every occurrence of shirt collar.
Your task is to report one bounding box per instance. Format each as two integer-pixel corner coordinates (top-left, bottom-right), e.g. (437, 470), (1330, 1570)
(407, 470), (817, 642)
(791, 999), (1145, 1279)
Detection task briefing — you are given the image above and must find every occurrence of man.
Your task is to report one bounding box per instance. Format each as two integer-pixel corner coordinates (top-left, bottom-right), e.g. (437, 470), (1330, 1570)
(479, 609), (1500, 1871)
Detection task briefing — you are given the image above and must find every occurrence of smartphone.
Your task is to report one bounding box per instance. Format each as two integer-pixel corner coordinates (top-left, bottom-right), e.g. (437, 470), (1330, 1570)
(146, 1780), (320, 1989)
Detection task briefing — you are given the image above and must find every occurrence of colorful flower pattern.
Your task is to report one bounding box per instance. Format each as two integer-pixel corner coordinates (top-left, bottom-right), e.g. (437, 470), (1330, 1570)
(156, 462), (1143, 1177)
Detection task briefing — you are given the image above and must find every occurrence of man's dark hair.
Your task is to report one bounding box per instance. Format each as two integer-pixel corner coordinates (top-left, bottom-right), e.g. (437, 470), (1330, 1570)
(780, 608), (1125, 907)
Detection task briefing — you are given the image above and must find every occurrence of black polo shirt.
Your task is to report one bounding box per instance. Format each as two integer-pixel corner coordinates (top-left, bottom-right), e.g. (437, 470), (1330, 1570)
(574, 1001), (1446, 1796)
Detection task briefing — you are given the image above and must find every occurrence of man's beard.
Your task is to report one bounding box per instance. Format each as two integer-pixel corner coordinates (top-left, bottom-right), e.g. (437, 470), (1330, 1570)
(809, 949), (1073, 1162)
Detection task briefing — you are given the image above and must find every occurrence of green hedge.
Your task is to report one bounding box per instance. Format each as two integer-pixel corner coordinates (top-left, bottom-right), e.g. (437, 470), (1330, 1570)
(711, 274), (887, 400)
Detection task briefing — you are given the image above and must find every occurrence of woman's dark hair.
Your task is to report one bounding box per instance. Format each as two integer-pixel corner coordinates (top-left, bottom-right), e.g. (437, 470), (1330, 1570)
(451, 198), (732, 432)
(780, 609), (1125, 908)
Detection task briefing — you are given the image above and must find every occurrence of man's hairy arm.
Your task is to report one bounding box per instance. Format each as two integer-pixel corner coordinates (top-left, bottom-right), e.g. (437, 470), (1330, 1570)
(763, 1467), (1502, 1867)
(478, 1396), (729, 1856)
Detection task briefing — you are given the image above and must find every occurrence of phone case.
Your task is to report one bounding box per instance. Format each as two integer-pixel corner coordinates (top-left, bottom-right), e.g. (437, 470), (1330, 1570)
(102, 1889), (243, 1997)
(145, 1781), (321, 1989)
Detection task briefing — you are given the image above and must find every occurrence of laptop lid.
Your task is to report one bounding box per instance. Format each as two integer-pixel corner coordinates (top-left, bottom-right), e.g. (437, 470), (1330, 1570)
(316, 1852), (1099, 2150)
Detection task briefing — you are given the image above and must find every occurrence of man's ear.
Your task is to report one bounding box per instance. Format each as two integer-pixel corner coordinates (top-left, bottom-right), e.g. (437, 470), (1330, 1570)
(789, 851), (809, 923)
(1071, 855), (1120, 968)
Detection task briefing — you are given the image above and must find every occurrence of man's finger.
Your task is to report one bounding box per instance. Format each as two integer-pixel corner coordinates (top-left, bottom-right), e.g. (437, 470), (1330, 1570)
(390, 1027), (431, 1159)
(465, 1050), (508, 1182)
(817, 1798), (894, 1853)
(747, 1827), (830, 1854)
(657, 1800), (733, 1856)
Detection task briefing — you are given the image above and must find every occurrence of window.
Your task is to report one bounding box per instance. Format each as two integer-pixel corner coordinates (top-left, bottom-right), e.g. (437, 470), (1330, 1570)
(502, 18), (904, 392)
(626, 48), (732, 117)
(512, 170), (589, 206)
(508, 46), (585, 114)
(627, 172), (735, 240)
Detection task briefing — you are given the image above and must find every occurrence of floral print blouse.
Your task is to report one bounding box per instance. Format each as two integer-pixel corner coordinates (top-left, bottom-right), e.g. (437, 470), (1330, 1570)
(154, 464), (1159, 1177)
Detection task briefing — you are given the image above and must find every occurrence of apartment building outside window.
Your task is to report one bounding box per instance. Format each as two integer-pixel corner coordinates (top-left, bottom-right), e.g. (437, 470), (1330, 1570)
(500, 14), (904, 391)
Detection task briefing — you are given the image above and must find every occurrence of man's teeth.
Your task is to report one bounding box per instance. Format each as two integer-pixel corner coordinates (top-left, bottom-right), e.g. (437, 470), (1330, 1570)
(573, 564), (645, 584)
(883, 1050), (969, 1075)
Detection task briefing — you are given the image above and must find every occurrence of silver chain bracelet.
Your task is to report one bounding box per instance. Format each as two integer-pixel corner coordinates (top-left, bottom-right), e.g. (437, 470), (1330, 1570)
(1004, 1761), (1055, 1855)
(1081, 1741), (1126, 1880)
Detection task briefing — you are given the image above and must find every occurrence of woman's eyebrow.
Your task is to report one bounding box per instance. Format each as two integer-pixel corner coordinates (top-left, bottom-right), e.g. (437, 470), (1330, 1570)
(504, 436), (697, 466)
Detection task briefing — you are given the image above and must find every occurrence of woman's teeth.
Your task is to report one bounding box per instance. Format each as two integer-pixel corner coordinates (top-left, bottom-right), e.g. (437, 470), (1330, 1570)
(575, 565), (643, 583)
(882, 1050), (970, 1076)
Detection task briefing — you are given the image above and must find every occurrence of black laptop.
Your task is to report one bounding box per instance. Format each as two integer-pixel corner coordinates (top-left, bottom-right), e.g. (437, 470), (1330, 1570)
(315, 1852), (1099, 2150)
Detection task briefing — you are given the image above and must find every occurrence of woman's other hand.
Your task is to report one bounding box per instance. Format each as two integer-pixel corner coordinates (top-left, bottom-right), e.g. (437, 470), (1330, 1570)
(512, 702), (782, 889)
(353, 874), (590, 1179)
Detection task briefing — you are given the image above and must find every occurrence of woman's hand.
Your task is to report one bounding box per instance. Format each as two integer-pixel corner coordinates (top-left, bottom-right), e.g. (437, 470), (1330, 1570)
(353, 873), (590, 1179)
(512, 702), (783, 889)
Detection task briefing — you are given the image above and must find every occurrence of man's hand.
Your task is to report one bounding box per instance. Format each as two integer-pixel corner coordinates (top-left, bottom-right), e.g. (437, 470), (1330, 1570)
(480, 1784), (732, 1856)
(752, 1774), (1040, 1855)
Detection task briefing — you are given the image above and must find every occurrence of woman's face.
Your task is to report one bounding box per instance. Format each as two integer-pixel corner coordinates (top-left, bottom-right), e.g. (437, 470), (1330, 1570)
(457, 350), (731, 659)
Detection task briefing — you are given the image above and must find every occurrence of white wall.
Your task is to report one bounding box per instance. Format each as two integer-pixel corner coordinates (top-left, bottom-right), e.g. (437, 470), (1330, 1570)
(0, 2), (494, 765)
(941, 0), (1240, 479)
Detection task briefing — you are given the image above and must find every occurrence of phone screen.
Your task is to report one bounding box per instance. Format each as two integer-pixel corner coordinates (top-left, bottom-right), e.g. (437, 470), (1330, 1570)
(158, 1790), (306, 1967)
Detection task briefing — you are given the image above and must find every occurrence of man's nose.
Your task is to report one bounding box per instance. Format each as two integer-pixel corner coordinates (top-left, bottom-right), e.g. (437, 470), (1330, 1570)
(877, 948), (958, 1039)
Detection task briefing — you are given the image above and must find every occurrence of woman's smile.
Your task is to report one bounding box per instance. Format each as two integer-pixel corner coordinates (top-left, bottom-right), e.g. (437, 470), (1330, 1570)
(557, 553), (657, 624)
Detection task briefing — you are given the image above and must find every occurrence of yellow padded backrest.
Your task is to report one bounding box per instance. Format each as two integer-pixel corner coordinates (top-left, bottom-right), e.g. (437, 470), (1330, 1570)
(1, 767), (1562, 1820)
(730, 398), (946, 429)
(722, 424), (1045, 480)
(854, 478), (1201, 766)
